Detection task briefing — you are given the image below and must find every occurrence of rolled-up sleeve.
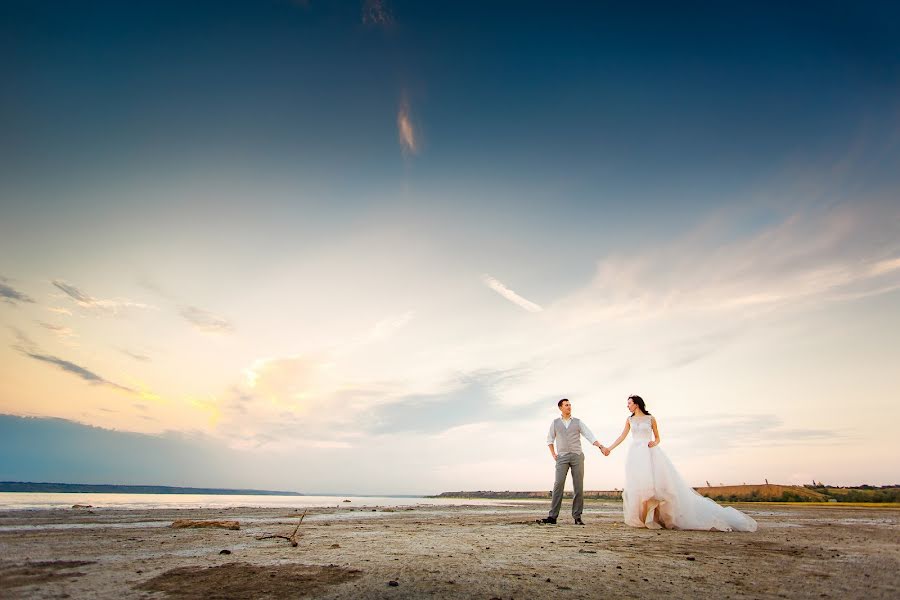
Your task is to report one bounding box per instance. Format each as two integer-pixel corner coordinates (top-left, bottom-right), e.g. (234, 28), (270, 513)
(546, 423), (556, 445)
(579, 421), (598, 445)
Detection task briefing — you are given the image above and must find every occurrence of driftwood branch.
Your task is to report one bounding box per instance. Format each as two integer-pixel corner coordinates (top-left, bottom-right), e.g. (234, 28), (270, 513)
(255, 510), (307, 547)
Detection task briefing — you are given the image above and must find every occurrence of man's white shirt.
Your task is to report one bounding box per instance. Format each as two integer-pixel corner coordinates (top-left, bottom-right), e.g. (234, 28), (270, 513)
(547, 417), (598, 454)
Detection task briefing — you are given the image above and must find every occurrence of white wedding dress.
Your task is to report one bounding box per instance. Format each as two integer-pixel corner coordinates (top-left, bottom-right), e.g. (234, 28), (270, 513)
(623, 415), (757, 532)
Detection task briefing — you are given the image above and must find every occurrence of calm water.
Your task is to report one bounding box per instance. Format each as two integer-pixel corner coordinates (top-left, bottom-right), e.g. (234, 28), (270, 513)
(0, 492), (540, 511)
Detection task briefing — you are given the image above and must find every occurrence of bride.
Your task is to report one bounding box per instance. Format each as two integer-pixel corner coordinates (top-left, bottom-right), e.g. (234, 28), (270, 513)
(605, 395), (757, 532)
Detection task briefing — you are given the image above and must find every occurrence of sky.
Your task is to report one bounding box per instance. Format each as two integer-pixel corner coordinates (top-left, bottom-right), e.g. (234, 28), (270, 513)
(1, 1), (899, 494)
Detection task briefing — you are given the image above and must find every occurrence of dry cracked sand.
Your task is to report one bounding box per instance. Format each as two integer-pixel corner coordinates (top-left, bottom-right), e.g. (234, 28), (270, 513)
(0, 502), (897, 599)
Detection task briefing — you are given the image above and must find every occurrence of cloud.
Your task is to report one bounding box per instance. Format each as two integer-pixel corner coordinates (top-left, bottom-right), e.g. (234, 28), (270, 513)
(21, 352), (135, 394)
(179, 305), (234, 334)
(0, 277), (35, 305)
(52, 280), (151, 314)
(554, 202), (900, 326)
(38, 322), (77, 341)
(660, 330), (738, 370)
(120, 349), (152, 362)
(214, 360), (539, 450)
(665, 414), (844, 453)
(368, 311), (413, 340)
(397, 96), (418, 155)
(343, 311), (414, 350)
(362, 0), (393, 26)
(243, 355), (323, 404)
(139, 276), (235, 334)
(363, 368), (542, 435)
(11, 328), (134, 393)
(481, 274), (543, 313)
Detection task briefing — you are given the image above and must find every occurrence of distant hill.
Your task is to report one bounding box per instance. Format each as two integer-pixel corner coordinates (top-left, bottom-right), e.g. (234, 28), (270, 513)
(0, 482), (302, 496)
(695, 484), (826, 502)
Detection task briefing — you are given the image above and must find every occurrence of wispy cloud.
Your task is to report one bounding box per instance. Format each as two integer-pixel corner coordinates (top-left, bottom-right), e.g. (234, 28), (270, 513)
(38, 321), (77, 341)
(363, 368), (542, 435)
(362, 0), (393, 27)
(214, 364), (536, 450)
(481, 274), (543, 313)
(179, 305), (234, 334)
(52, 280), (151, 314)
(12, 329), (134, 394)
(120, 349), (152, 362)
(666, 414), (845, 453)
(345, 311), (414, 349)
(554, 202), (900, 326)
(397, 96), (418, 155)
(0, 277), (35, 305)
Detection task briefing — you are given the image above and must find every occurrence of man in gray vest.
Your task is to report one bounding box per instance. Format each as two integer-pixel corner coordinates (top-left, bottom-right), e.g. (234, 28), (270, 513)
(538, 398), (607, 525)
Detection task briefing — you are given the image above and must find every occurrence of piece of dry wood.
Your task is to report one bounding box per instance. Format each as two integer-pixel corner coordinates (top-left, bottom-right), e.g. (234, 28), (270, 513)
(255, 510), (307, 546)
(171, 519), (240, 530)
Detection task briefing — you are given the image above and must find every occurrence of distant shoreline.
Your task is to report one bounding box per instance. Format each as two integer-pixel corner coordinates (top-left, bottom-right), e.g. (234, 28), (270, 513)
(0, 482), (303, 496)
(432, 484), (900, 503)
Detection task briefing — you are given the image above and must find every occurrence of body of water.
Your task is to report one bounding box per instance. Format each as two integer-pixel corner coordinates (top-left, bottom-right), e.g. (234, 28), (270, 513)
(0, 492), (543, 511)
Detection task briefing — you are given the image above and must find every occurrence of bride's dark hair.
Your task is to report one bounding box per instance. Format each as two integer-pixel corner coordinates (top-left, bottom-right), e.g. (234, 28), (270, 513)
(628, 395), (651, 416)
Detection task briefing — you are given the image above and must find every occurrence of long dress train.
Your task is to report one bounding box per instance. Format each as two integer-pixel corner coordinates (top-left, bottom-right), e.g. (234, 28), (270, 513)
(622, 415), (757, 532)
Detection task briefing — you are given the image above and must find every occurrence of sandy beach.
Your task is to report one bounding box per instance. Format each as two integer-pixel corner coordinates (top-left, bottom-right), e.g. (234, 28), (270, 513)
(0, 501), (897, 599)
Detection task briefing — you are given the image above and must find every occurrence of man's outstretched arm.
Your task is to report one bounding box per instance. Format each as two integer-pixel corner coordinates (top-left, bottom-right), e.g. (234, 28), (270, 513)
(580, 422), (608, 453)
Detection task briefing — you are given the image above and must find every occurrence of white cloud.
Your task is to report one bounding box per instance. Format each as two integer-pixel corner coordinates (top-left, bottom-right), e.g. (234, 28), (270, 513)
(397, 97), (418, 155)
(38, 321), (77, 341)
(552, 202), (900, 327)
(52, 280), (152, 314)
(179, 305), (234, 334)
(481, 274), (543, 313)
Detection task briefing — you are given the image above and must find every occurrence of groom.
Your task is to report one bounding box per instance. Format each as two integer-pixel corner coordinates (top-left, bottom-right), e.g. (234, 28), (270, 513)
(538, 399), (607, 525)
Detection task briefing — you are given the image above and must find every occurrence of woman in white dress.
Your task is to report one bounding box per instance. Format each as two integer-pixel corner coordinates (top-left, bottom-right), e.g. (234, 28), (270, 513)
(605, 395), (757, 532)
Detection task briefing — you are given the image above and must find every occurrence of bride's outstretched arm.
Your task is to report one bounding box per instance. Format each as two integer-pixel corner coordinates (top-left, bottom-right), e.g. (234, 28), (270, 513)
(606, 420), (630, 453)
(648, 416), (661, 448)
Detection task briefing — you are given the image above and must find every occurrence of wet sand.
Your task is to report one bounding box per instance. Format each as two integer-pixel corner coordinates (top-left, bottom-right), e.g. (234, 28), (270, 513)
(0, 502), (897, 599)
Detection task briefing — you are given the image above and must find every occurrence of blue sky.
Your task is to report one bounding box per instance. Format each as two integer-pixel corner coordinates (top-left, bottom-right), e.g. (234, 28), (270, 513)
(1, 1), (899, 493)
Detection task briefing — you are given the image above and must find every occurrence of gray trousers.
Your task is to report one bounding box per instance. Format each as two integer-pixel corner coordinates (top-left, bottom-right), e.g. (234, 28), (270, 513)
(549, 452), (585, 519)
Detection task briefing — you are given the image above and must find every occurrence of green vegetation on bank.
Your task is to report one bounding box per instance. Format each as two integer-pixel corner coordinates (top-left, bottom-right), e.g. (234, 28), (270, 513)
(806, 485), (900, 503)
(698, 485), (900, 503)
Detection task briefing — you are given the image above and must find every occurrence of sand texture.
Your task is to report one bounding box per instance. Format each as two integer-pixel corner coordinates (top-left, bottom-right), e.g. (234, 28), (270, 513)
(0, 502), (897, 599)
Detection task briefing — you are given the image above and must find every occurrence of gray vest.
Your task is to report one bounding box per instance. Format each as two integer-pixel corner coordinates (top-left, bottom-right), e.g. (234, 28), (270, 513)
(552, 418), (584, 455)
